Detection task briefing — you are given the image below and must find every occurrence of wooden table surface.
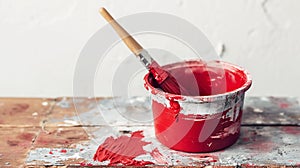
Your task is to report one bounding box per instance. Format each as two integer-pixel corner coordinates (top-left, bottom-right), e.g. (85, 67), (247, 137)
(0, 96), (299, 167)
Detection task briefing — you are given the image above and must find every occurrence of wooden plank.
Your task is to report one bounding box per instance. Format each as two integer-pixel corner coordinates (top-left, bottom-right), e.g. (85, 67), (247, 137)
(33, 126), (89, 148)
(0, 127), (39, 167)
(0, 96), (299, 167)
(243, 97), (300, 126)
(26, 126), (90, 167)
(0, 98), (55, 127)
(44, 97), (105, 127)
(24, 125), (300, 167)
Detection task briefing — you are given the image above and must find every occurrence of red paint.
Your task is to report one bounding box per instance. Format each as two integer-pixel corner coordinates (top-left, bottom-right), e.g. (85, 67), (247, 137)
(279, 102), (290, 109)
(169, 100), (181, 114)
(282, 127), (300, 135)
(7, 140), (19, 146)
(60, 149), (67, 153)
(49, 151), (53, 154)
(148, 61), (185, 95)
(80, 162), (93, 167)
(144, 60), (251, 152)
(269, 97), (293, 109)
(242, 163), (256, 168)
(149, 62), (169, 85)
(9, 103), (29, 114)
(148, 60), (248, 96)
(17, 133), (34, 141)
(242, 137), (251, 142)
(93, 131), (154, 166)
(150, 148), (167, 164)
(152, 105), (242, 152)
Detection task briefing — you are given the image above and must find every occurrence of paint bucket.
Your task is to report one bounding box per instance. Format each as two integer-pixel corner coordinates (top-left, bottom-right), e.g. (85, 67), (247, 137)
(144, 60), (252, 152)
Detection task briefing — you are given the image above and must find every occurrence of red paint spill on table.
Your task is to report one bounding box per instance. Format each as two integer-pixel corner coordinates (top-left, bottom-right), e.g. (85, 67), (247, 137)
(93, 131), (154, 166)
(150, 148), (168, 164)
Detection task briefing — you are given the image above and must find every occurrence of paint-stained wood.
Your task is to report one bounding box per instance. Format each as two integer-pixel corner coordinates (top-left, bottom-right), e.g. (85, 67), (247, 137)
(0, 127), (40, 167)
(243, 97), (300, 126)
(0, 98), (55, 127)
(45, 97), (105, 127)
(0, 97), (300, 167)
(33, 127), (89, 148)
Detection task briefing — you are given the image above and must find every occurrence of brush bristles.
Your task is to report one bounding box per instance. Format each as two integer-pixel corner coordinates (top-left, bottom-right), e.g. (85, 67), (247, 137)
(160, 76), (189, 95)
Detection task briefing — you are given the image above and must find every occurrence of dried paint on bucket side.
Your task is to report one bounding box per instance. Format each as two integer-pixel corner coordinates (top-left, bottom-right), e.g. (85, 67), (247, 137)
(144, 60), (252, 152)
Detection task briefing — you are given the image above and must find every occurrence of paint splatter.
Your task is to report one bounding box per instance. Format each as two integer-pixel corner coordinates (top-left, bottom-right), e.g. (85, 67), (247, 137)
(282, 127), (300, 135)
(60, 149), (67, 153)
(7, 140), (19, 146)
(188, 154), (219, 163)
(93, 130), (154, 166)
(150, 148), (168, 164)
(279, 103), (290, 109)
(9, 103), (29, 114)
(17, 133), (35, 141)
(80, 162), (93, 166)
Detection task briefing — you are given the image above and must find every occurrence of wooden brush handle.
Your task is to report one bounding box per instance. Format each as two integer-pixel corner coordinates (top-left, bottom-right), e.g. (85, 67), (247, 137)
(99, 8), (143, 55)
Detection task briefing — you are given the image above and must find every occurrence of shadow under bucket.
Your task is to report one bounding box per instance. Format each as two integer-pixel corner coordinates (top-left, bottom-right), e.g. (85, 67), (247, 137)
(144, 60), (252, 152)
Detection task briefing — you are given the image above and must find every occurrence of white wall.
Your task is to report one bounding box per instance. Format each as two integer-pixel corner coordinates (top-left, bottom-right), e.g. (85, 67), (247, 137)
(0, 0), (300, 97)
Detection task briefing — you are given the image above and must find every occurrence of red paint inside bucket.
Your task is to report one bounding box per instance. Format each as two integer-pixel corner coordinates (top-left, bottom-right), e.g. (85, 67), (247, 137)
(144, 60), (251, 152)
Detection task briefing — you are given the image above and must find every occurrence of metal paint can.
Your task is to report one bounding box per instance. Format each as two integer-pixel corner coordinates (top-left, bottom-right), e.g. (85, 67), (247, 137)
(144, 60), (252, 152)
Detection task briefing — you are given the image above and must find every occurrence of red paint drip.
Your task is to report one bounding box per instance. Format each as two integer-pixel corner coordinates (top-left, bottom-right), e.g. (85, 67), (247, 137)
(60, 149), (67, 153)
(93, 131), (154, 166)
(169, 100), (181, 114)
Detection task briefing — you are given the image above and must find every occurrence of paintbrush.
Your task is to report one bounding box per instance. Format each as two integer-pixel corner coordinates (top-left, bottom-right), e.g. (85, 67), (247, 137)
(99, 7), (189, 95)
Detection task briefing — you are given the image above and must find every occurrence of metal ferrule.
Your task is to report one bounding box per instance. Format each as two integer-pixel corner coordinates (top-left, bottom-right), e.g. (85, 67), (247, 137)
(137, 50), (154, 69)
